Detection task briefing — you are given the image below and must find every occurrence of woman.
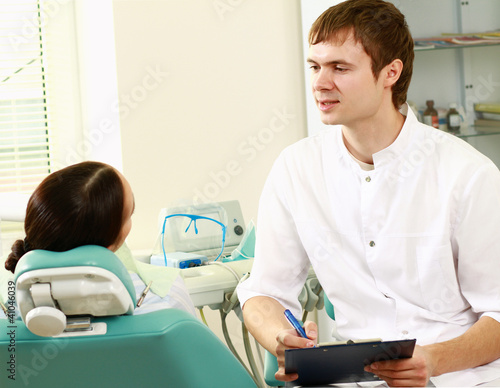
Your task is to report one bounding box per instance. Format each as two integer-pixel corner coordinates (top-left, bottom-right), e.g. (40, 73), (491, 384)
(3, 161), (195, 316)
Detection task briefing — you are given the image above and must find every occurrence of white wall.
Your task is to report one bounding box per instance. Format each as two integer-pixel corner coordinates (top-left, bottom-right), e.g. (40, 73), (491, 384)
(112, 0), (308, 252)
(300, 0), (344, 137)
(72, 0), (123, 170)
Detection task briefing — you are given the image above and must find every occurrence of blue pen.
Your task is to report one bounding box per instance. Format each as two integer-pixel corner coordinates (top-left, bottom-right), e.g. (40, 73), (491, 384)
(284, 309), (309, 339)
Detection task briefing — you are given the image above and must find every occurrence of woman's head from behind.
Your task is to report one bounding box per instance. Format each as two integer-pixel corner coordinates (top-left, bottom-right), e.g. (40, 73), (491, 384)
(5, 161), (134, 273)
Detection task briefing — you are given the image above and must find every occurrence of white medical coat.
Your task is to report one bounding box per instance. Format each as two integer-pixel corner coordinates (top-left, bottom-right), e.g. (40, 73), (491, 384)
(237, 105), (500, 387)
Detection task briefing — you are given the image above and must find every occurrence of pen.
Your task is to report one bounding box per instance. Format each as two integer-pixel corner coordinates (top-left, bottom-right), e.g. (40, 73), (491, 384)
(284, 309), (309, 339)
(0, 301), (8, 317)
(136, 281), (152, 307)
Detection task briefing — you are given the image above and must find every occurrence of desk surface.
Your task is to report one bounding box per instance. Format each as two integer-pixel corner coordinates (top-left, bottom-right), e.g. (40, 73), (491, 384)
(181, 259), (318, 309)
(135, 253), (318, 310)
(182, 259), (253, 309)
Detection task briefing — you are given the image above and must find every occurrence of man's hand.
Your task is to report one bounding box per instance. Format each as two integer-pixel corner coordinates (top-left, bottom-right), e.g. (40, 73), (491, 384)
(364, 345), (436, 387)
(274, 320), (318, 382)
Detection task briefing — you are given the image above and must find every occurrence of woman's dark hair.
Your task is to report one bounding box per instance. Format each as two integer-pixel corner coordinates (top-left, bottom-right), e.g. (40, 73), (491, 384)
(5, 161), (124, 273)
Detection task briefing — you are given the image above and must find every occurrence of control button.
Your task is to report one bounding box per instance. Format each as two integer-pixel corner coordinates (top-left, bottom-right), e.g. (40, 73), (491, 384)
(369, 241), (375, 247)
(234, 225), (244, 236)
(402, 330), (409, 335)
(365, 176), (371, 182)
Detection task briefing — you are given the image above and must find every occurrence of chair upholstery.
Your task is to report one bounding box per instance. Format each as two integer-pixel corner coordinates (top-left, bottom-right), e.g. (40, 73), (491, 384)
(0, 245), (256, 388)
(1, 309), (256, 387)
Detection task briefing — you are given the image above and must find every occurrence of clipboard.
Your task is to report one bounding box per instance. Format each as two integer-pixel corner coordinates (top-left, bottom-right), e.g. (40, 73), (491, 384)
(284, 338), (416, 387)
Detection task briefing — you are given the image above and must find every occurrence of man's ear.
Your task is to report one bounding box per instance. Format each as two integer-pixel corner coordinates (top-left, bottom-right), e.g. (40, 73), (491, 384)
(384, 59), (403, 87)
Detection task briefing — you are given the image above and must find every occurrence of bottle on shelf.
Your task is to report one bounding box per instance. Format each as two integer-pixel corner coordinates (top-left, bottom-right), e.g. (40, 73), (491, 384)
(423, 100), (439, 129)
(447, 103), (461, 133)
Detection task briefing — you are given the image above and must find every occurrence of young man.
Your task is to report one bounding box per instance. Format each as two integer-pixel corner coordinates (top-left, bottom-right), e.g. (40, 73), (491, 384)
(237, 0), (500, 386)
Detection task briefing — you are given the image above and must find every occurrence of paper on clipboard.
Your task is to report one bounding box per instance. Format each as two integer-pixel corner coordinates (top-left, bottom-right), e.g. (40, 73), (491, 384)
(284, 338), (416, 387)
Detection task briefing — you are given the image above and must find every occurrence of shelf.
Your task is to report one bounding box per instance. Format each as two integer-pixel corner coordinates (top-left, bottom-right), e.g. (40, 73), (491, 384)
(424, 125), (500, 139)
(455, 127), (500, 139)
(414, 41), (500, 52)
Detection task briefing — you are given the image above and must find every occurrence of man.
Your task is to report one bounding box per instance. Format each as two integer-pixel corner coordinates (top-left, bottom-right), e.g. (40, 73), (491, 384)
(236, 0), (500, 386)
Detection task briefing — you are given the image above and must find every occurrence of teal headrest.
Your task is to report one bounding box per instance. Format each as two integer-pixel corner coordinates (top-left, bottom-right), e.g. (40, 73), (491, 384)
(14, 245), (136, 305)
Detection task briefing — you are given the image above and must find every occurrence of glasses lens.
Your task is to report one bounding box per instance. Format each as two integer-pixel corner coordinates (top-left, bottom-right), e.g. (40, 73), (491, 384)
(162, 215), (225, 260)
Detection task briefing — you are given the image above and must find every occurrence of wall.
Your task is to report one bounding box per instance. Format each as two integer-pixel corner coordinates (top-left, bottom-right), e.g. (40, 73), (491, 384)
(300, 0), (344, 137)
(112, 0), (307, 253)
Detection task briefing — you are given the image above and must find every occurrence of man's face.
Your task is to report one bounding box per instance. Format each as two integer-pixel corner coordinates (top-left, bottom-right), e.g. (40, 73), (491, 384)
(307, 33), (385, 128)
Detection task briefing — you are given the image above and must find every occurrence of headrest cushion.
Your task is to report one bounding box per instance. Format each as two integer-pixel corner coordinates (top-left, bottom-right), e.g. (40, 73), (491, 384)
(15, 245), (136, 304)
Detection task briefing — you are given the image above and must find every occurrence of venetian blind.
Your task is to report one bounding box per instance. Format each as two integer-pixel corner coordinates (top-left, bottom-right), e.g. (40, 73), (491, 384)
(0, 0), (53, 193)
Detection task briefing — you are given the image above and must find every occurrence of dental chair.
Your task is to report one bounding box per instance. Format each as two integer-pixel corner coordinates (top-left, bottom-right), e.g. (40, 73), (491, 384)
(0, 245), (256, 388)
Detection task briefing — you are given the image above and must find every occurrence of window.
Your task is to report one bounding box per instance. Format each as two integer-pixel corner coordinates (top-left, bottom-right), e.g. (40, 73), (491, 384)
(0, 1), (121, 255)
(0, 0), (52, 194)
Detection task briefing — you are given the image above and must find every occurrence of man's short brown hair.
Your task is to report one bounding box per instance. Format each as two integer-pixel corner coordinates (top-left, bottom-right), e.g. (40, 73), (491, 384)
(309, 0), (414, 109)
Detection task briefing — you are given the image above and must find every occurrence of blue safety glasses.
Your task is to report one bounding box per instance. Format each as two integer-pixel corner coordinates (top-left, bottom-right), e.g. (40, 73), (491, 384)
(161, 213), (227, 265)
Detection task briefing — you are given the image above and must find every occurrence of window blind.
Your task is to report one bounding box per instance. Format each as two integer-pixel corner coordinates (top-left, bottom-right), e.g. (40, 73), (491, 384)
(0, 0), (52, 193)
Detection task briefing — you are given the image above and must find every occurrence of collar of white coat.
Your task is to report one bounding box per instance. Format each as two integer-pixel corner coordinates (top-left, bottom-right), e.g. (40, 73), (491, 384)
(336, 102), (418, 171)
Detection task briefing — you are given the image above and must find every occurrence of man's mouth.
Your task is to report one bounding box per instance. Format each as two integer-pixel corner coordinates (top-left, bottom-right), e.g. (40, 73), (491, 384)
(318, 99), (339, 111)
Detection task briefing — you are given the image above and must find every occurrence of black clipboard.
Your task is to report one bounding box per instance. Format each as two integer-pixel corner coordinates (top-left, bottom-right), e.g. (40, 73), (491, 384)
(284, 338), (416, 387)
